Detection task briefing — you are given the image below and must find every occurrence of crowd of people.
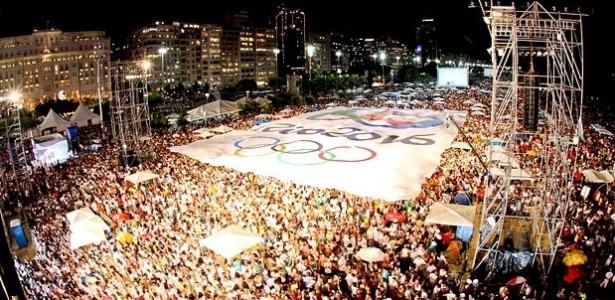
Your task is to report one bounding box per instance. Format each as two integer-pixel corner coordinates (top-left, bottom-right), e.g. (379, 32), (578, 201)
(5, 83), (615, 300)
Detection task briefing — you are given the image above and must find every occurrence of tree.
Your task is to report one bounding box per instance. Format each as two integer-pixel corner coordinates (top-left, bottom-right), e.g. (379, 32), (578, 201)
(398, 65), (420, 83)
(238, 99), (262, 116)
(268, 76), (285, 90)
(236, 79), (257, 94)
(148, 92), (163, 107)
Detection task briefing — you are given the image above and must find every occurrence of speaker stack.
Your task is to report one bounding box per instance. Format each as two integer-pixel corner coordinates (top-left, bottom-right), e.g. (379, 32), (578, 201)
(119, 149), (140, 167)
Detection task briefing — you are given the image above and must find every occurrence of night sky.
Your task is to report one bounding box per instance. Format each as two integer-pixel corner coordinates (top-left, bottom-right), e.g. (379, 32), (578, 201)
(0, 0), (611, 96)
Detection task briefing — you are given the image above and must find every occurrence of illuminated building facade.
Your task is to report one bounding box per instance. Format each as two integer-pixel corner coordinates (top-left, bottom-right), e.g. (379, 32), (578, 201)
(415, 17), (439, 64)
(275, 5), (307, 76)
(0, 28), (111, 106)
(130, 19), (275, 88)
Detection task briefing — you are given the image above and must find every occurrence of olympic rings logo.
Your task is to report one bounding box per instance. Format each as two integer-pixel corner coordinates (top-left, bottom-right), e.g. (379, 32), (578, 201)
(233, 136), (377, 165)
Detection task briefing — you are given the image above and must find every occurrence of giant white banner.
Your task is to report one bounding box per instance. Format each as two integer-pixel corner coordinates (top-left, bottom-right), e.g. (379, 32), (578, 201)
(170, 107), (467, 201)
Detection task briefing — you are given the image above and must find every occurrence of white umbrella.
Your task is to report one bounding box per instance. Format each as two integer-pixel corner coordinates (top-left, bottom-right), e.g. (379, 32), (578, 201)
(199, 225), (263, 260)
(356, 247), (386, 262)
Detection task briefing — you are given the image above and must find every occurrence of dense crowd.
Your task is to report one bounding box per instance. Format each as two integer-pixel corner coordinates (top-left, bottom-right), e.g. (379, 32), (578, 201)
(6, 84), (615, 300)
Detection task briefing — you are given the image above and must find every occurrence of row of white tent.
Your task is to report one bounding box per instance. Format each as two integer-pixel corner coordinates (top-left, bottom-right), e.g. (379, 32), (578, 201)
(39, 104), (101, 132)
(185, 97), (271, 122)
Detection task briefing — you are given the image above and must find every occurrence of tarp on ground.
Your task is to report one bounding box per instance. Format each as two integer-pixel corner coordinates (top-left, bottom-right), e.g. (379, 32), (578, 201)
(425, 202), (477, 227)
(170, 107), (467, 202)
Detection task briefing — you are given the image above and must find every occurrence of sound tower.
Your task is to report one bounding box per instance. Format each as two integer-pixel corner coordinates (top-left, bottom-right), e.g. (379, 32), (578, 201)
(118, 149), (139, 168)
(523, 76), (539, 131)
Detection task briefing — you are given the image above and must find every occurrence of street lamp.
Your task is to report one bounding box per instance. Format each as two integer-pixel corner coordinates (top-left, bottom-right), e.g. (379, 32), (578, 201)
(379, 52), (386, 85)
(372, 53), (378, 83)
(158, 47), (168, 85)
(273, 48), (280, 91)
(335, 50), (342, 73)
(142, 60), (152, 97)
(306, 44), (315, 80)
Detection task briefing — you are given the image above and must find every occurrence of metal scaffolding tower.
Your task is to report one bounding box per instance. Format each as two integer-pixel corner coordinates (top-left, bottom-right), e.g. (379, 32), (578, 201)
(109, 61), (154, 167)
(0, 98), (32, 208)
(472, 1), (584, 279)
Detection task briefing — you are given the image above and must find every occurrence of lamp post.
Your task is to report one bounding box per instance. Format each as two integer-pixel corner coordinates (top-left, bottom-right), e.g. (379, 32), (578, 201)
(158, 47), (168, 85)
(142, 60), (151, 97)
(379, 52), (386, 85)
(273, 48), (280, 91)
(307, 44), (315, 80)
(372, 53), (378, 83)
(335, 50), (342, 74)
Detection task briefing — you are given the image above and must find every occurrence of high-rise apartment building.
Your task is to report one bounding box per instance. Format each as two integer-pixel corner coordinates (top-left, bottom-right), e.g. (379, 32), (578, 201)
(0, 28), (111, 106)
(130, 19), (275, 88)
(415, 17), (438, 64)
(221, 12), (277, 87)
(130, 22), (182, 86)
(307, 32), (331, 75)
(275, 5), (307, 77)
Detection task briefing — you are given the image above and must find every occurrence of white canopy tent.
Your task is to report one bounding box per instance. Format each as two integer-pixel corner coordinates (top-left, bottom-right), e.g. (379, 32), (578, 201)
(39, 108), (71, 132)
(69, 103), (101, 127)
(449, 142), (472, 150)
(234, 96), (271, 108)
(193, 127), (212, 134)
(69, 223), (108, 250)
(124, 170), (160, 184)
(197, 131), (216, 139)
(489, 167), (533, 181)
(582, 169), (614, 183)
(66, 207), (99, 225)
(209, 124), (234, 134)
(255, 113), (273, 119)
(199, 225), (263, 260)
(66, 207), (110, 250)
(424, 202), (477, 227)
(186, 100), (240, 120)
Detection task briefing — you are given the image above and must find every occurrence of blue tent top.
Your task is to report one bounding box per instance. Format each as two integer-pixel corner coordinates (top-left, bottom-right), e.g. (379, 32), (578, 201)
(306, 107), (320, 112)
(453, 192), (471, 205)
(253, 119), (271, 127)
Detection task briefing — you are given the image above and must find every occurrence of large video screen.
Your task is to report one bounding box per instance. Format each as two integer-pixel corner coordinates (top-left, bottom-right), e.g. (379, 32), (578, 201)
(437, 67), (469, 87)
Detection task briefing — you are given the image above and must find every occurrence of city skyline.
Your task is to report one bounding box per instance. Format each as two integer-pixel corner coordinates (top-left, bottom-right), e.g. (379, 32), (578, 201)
(0, 0), (611, 96)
